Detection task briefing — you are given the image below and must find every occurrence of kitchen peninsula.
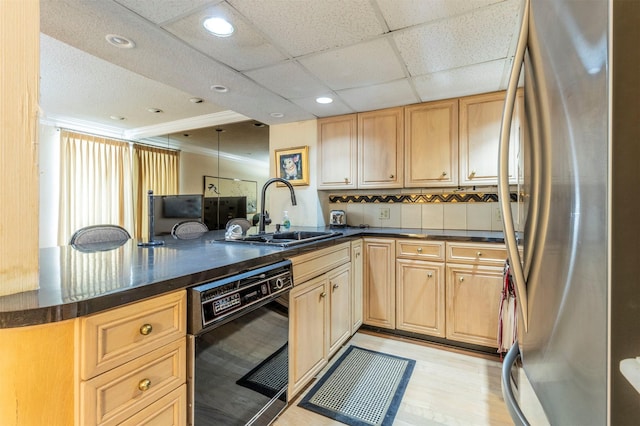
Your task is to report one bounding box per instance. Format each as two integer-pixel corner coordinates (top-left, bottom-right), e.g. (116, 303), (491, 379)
(0, 227), (505, 426)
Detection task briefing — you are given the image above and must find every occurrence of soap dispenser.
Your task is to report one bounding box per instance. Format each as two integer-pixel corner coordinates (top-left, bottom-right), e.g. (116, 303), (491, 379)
(282, 211), (291, 230)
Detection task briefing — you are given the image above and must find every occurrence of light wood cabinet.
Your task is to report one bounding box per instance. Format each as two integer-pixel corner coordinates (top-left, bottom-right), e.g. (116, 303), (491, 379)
(328, 263), (352, 356)
(459, 90), (520, 186)
(445, 242), (506, 348)
(404, 99), (459, 187)
(358, 107), (404, 188)
(288, 243), (352, 398)
(289, 274), (328, 397)
(396, 240), (446, 338)
(317, 114), (358, 189)
(78, 291), (187, 425)
(351, 239), (363, 333)
(363, 238), (396, 329)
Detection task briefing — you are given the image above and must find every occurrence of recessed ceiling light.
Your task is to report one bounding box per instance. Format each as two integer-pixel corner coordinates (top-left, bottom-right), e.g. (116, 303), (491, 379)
(147, 108), (163, 113)
(105, 34), (136, 49)
(189, 97), (204, 104)
(270, 112), (284, 118)
(316, 97), (333, 104)
(211, 85), (229, 93)
(109, 115), (125, 120)
(203, 17), (234, 37)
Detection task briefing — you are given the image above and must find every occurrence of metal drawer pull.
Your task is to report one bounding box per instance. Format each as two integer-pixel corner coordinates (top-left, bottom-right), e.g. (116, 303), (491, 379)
(427, 272), (433, 278)
(442, 171), (447, 176)
(320, 292), (327, 298)
(417, 247), (423, 253)
(459, 277), (465, 282)
(333, 283), (339, 289)
(139, 324), (153, 335)
(477, 251), (482, 257)
(138, 378), (151, 391)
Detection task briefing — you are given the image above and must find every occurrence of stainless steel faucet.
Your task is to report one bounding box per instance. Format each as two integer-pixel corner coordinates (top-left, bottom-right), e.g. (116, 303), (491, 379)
(259, 178), (297, 234)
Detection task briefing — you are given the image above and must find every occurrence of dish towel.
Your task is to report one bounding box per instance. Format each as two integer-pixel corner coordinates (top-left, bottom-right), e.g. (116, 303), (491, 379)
(498, 259), (518, 355)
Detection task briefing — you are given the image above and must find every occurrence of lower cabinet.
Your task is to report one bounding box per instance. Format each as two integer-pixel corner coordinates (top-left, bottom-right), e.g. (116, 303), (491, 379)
(363, 238), (396, 329)
(78, 290), (187, 426)
(362, 238), (507, 350)
(289, 243), (352, 398)
(396, 259), (446, 338)
(445, 263), (504, 347)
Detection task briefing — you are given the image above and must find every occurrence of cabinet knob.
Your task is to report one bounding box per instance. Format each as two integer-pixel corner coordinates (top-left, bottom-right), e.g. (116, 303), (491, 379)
(459, 277), (465, 282)
(320, 292), (327, 298)
(333, 283), (339, 290)
(389, 174), (394, 179)
(427, 272), (433, 278)
(139, 324), (153, 335)
(469, 170), (476, 178)
(417, 247), (423, 253)
(344, 177), (350, 183)
(477, 251), (482, 257)
(442, 171), (447, 177)
(138, 378), (151, 391)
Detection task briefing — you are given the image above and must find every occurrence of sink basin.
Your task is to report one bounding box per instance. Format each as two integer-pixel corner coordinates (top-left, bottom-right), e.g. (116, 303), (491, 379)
(223, 231), (342, 247)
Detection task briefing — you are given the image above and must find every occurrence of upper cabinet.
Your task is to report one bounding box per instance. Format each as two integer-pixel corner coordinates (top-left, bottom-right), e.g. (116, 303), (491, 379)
(317, 90), (522, 190)
(358, 107), (404, 189)
(458, 90), (521, 186)
(404, 99), (459, 187)
(317, 114), (358, 189)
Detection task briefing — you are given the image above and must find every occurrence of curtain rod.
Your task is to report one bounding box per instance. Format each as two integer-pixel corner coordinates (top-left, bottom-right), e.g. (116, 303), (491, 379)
(57, 127), (181, 152)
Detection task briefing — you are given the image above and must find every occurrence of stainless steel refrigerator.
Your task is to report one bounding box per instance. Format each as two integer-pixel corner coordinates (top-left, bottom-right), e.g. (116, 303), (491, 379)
(498, 0), (640, 424)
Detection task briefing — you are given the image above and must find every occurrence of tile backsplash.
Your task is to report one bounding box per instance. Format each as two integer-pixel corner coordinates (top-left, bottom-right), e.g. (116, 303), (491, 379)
(325, 189), (523, 232)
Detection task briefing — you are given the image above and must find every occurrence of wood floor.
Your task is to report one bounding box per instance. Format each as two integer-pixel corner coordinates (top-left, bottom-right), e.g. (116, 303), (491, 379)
(274, 331), (514, 426)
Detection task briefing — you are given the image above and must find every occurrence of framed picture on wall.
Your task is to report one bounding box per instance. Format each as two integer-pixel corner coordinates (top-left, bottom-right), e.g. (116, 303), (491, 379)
(274, 146), (309, 186)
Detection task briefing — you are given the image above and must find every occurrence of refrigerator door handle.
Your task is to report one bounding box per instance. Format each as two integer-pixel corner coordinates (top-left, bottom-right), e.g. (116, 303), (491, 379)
(501, 341), (530, 426)
(498, 0), (529, 331)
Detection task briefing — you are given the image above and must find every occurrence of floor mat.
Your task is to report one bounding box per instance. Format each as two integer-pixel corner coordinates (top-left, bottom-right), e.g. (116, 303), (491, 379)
(236, 343), (288, 399)
(298, 345), (415, 426)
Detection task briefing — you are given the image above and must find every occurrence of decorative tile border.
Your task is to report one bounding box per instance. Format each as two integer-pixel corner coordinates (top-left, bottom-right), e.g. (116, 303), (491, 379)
(328, 192), (519, 204)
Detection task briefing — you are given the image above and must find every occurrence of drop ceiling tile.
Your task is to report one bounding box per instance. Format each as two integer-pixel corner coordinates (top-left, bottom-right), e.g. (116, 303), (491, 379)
(244, 61), (329, 99)
(377, 0), (504, 31)
(299, 38), (406, 91)
(228, 0), (385, 56)
(115, 0), (218, 25)
(413, 59), (508, 101)
(336, 79), (419, 112)
(164, 2), (286, 71)
(289, 96), (354, 118)
(393, 0), (521, 75)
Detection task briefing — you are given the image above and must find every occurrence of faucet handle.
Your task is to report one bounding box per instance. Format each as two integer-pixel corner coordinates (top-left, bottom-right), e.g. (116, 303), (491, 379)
(275, 223), (281, 233)
(263, 211), (272, 226)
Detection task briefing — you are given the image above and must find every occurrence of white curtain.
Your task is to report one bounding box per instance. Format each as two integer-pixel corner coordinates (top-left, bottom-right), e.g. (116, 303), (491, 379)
(133, 144), (179, 239)
(58, 131), (134, 245)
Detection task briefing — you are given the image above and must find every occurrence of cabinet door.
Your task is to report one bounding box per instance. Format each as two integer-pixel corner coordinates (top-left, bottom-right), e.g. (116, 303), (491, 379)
(363, 238), (395, 329)
(445, 263), (503, 348)
(328, 263), (351, 357)
(358, 107), (403, 188)
(289, 276), (328, 397)
(317, 114), (358, 189)
(396, 259), (446, 338)
(351, 239), (363, 334)
(404, 99), (458, 187)
(459, 91), (518, 186)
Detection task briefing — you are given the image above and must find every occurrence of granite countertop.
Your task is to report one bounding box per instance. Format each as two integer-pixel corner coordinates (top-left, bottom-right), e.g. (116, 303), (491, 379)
(0, 227), (504, 328)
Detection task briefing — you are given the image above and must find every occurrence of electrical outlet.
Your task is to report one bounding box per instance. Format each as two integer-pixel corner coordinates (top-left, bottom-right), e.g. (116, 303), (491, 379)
(379, 207), (390, 220)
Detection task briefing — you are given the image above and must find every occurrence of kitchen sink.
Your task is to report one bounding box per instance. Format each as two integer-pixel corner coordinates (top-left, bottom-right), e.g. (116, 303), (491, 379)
(222, 230), (342, 247)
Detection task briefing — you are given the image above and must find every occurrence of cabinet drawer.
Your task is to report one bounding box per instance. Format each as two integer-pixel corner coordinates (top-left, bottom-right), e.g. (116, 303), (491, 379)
(446, 242), (507, 266)
(79, 291), (186, 380)
(80, 337), (186, 426)
(291, 242), (350, 284)
(396, 239), (444, 261)
(118, 384), (186, 426)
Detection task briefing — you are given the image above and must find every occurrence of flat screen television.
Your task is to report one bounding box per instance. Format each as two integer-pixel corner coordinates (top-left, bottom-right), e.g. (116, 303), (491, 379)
(203, 196), (247, 230)
(152, 194), (204, 235)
